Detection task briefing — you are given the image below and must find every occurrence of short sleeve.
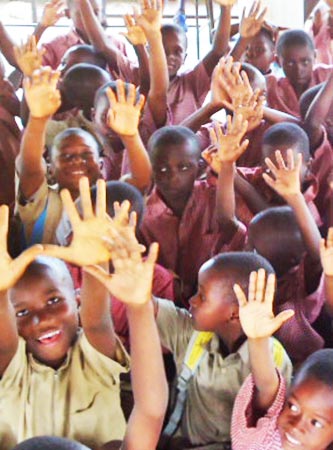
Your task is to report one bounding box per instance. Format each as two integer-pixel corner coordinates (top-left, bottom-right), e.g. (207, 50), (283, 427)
(155, 298), (193, 359)
(0, 338), (27, 389)
(231, 372), (286, 450)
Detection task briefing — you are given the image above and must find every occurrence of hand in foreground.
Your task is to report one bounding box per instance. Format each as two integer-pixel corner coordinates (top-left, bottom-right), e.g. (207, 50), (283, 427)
(106, 80), (145, 137)
(233, 268), (294, 339)
(320, 227), (333, 277)
(0, 205), (43, 291)
(42, 177), (144, 266)
(209, 114), (249, 165)
(240, 0), (267, 39)
(262, 149), (302, 199)
(84, 241), (158, 307)
(23, 67), (61, 118)
(14, 35), (45, 77)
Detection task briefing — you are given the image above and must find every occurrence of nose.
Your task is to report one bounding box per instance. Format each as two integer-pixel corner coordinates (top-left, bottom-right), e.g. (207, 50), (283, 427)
(189, 293), (199, 309)
(31, 309), (55, 328)
(289, 414), (307, 434)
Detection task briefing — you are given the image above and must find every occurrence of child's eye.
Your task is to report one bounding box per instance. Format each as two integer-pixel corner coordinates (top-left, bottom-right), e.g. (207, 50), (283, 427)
(288, 401), (299, 413)
(180, 165), (189, 171)
(16, 309), (29, 318)
(47, 297), (61, 306)
(159, 167), (168, 173)
(311, 419), (324, 429)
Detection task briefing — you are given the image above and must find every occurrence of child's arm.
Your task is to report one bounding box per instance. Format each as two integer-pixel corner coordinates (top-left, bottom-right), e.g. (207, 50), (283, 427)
(0, 205), (43, 376)
(303, 71), (333, 151)
(263, 107), (300, 125)
(211, 114), (249, 236)
(32, 0), (66, 43)
(263, 150), (322, 263)
(105, 80), (152, 191)
(320, 228), (333, 315)
(17, 68), (61, 200)
(134, 0), (168, 128)
(230, 1), (267, 61)
(83, 241), (168, 450)
(233, 269), (294, 412)
(201, 0), (236, 76)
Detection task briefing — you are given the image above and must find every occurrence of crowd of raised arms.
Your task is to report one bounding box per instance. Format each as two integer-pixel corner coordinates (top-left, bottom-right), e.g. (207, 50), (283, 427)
(2, 0), (333, 448)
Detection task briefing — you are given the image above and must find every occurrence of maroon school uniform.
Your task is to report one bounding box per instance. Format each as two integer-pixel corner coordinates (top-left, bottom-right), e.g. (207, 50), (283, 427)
(266, 65), (332, 118)
(139, 180), (247, 303)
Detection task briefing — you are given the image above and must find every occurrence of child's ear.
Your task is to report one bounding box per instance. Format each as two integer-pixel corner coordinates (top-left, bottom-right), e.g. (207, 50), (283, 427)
(229, 305), (240, 322)
(274, 53), (281, 67)
(91, 107), (95, 121)
(99, 157), (104, 171)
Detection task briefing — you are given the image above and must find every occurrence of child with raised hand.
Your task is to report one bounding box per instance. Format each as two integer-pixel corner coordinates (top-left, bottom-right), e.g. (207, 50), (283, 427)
(232, 269), (333, 450)
(0, 177), (135, 449)
(305, 0), (333, 65)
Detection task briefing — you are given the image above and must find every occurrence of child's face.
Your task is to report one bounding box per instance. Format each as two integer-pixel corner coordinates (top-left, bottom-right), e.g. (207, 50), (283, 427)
(278, 377), (333, 450)
(152, 141), (200, 206)
(70, 0), (101, 41)
(245, 33), (275, 75)
(189, 268), (236, 333)
(162, 29), (186, 79)
(51, 133), (101, 195)
(9, 266), (79, 369)
(279, 45), (315, 91)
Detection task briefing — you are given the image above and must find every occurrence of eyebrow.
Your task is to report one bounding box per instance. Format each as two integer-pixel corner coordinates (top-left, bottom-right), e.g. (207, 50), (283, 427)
(12, 289), (62, 308)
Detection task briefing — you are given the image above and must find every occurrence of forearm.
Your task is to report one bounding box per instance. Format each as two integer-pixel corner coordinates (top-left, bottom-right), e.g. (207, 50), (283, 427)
(121, 133), (152, 191)
(285, 192), (321, 261)
(216, 162), (238, 230)
(0, 22), (18, 67)
(80, 267), (117, 358)
(146, 31), (168, 127)
(248, 337), (279, 412)
(180, 102), (221, 132)
(202, 6), (231, 75)
(134, 44), (150, 96)
(32, 23), (48, 43)
(17, 115), (48, 197)
(263, 107), (300, 125)
(229, 36), (251, 61)
(324, 275), (333, 316)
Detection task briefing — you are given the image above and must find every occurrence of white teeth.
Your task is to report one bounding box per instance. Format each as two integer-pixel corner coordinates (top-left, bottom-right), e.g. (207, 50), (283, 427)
(38, 330), (60, 341)
(285, 432), (301, 446)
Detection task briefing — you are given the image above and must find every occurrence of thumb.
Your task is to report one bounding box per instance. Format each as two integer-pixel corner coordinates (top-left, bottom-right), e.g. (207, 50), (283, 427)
(272, 309), (295, 330)
(83, 265), (112, 288)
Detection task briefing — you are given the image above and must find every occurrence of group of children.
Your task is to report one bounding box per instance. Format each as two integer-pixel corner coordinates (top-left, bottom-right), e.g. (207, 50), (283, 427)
(1, 0), (333, 448)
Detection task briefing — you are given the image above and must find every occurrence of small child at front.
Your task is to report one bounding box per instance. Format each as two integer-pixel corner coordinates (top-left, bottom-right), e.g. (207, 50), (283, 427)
(231, 269), (333, 450)
(0, 177), (168, 450)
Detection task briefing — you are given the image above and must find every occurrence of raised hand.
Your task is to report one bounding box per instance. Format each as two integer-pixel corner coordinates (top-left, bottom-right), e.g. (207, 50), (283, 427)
(209, 114), (249, 165)
(106, 80), (145, 137)
(14, 35), (45, 77)
(233, 269), (294, 339)
(262, 149), (302, 199)
(23, 67), (61, 118)
(320, 227), (333, 276)
(42, 177), (145, 266)
(0, 205), (43, 291)
(40, 0), (66, 28)
(122, 13), (147, 46)
(235, 90), (265, 132)
(240, 0), (267, 39)
(84, 241), (158, 306)
(133, 0), (162, 38)
(213, 0), (237, 6)
(210, 58), (232, 107)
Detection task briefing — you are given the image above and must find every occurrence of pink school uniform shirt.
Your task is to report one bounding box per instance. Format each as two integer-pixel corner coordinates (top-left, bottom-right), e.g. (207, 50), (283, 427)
(139, 180), (247, 303)
(274, 260), (325, 363)
(231, 372), (286, 450)
(168, 61), (211, 125)
(266, 66), (332, 118)
(305, 1), (333, 65)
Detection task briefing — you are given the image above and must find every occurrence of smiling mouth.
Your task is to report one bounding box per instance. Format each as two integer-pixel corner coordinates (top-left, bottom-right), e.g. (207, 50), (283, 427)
(37, 330), (61, 345)
(284, 431), (301, 447)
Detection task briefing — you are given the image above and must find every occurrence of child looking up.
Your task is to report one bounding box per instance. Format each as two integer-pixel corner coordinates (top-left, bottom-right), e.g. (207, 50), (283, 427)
(154, 252), (292, 449)
(266, 29), (332, 118)
(232, 269), (333, 450)
(139, 122), (247, 302)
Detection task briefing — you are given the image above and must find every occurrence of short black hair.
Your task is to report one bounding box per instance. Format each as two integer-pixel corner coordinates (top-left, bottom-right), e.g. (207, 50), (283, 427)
(161, 23), (187, 49)
(13, 436), (90, 450)
(294, 349), (333, 389)
(240, 62), (267, 90)
(51, 128), (101, 160)
(277, 29), (315, 57)
(90, 181), (145, 224)
(262, 122), (310, 161)
(62, 44), (108, 70)
(148, 125), (201, 164)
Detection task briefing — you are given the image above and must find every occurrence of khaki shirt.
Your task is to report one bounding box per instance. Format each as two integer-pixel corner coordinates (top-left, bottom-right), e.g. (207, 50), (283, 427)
(156, 299), (292, 447)
(15, 177), (63, 245)
(0, 331), (129, 449)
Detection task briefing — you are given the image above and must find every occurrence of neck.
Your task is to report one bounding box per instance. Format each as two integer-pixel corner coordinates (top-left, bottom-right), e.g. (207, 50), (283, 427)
(217, 328), (245, 355)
